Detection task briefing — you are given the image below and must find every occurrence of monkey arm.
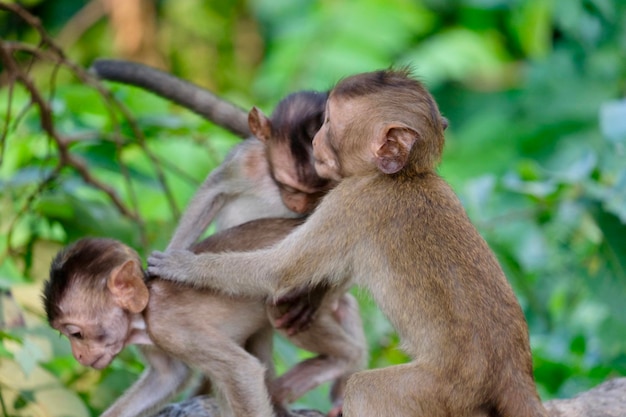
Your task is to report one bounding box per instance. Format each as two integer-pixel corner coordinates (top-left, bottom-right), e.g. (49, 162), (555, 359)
(271, 282), (331, 334)
(101, 346), (191, 417)
(148, 201), (354, 301)
(90, 59), (251, 137)
(166, 160), (233, 251)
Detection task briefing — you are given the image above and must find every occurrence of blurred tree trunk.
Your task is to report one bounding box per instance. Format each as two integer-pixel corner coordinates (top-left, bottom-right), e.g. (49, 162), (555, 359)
(104, 0), (166, 68)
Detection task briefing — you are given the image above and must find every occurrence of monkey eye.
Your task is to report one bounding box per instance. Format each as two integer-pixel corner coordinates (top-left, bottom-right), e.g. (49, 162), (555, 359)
(276, 181), (303, 195)
(69, 331), (83, 340)
(281, 184), (299, 194)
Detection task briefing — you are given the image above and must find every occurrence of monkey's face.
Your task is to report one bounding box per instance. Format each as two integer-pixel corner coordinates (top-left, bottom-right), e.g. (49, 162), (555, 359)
(313, 96), (373, 181)
(312, 99), (343, 182)
(267, 141), (333, 214)
(53, 286), (132, 369)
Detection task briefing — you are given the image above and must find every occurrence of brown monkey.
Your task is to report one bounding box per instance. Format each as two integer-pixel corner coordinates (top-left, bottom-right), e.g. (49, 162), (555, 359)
(148, 69), (547, 417)
(162, 91), (365, 415)
(43, 219), (365, 417)
(94, 60), (365, 413)
(166, 89), (333, 250)
(91, 59), (333, 234)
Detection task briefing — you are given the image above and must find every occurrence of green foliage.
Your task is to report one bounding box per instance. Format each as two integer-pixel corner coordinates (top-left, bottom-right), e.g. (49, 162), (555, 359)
(1, 0), (626, 415)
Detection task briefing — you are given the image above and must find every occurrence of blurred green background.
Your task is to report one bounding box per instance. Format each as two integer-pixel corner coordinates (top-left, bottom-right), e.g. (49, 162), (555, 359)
(1, 0), (625, 415)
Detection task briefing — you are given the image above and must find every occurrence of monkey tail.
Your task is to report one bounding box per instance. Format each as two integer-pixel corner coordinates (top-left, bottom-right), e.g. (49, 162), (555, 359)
(494, 378), (547, 417)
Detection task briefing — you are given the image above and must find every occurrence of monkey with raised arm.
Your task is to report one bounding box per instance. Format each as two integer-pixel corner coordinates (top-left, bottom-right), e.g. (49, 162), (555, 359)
(91, 59), (333, 239)
(148, 69), (547, 417)
(166, 89), (333, 250)
(162, 91), (365, 415)
(43, 219), (365, 417)
(92, 60), (367, 414)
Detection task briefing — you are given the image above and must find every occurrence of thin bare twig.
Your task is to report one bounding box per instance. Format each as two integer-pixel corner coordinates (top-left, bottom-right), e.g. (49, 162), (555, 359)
(0, 1), (196, 253)
(1, 12), (181, 221)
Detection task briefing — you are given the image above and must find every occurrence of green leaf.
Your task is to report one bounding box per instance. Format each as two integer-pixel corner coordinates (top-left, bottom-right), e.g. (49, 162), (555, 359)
(14, 338), (46, 377)
(588, 202), (626, 280)
(600, 99), (626, 142)
(398, 27), (511, 88)
(509, 0), (554, 58)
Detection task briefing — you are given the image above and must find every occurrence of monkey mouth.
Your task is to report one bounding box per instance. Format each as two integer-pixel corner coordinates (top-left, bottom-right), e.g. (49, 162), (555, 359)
(313, 159), (328, 172)
(90, 354), (113, 369)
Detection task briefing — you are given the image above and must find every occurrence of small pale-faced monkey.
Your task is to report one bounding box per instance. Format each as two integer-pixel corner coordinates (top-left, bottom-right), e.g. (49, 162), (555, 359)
(164, 90), (366, 412)
(94, 60), (366, 414)
(166, 89), (333, 250)
(148, 69), (548, 417)
(91, 61), (359, 414)
(43, 220), (365, 417)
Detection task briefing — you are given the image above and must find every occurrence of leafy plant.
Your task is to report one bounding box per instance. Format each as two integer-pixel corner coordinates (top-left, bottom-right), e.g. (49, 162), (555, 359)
(1, 0), (625, 415)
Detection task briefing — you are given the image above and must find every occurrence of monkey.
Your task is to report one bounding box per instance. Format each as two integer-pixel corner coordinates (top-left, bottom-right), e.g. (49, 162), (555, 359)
(92, 58), (334, 243)
(93, 59), (366, 414)
(147, 68), (548, 417)
(166, 89), (333, 250)
(43, 219), (366, 417)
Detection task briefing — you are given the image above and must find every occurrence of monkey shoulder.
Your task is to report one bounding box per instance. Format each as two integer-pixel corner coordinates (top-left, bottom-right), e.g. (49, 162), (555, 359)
(237, 138), (271, 182)
(331, 173), (456, 213)
(213, 142), (298, 229)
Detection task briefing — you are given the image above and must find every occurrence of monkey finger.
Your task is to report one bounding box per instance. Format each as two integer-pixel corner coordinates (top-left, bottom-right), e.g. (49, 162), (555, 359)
(146, 252), (169, 277)
(275, 303), (316, 335)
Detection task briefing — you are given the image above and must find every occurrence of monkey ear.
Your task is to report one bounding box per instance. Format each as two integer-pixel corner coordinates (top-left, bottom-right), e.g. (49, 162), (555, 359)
(248, 106), (272, 143)
(373, 124), (419, 174)
(108, 260), (149, 314)
(441, 117), (449, 131)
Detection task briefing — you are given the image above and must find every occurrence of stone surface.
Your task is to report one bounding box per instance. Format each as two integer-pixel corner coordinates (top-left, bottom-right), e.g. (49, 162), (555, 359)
(154, 378), (626, 417)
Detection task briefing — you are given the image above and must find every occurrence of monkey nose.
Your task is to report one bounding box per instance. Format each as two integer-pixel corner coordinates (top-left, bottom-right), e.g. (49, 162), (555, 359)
(289, 201), (308, 214)
(287, 196), (310, 214)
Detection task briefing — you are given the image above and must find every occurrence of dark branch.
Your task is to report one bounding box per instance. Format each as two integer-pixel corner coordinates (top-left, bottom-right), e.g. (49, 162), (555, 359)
(91, 59), (251, 138)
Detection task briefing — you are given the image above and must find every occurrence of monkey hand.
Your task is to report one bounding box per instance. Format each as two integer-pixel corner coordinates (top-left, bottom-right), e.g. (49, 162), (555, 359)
(272, 284), (328, 335)
(147, 250), (197, 284)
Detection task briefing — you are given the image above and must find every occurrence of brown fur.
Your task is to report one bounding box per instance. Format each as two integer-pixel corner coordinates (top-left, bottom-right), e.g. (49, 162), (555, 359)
(149, 69), (547, 417)
(44, 218), (366, 417)
(161, 90), (364, 415)
(167, 91), (333, 251)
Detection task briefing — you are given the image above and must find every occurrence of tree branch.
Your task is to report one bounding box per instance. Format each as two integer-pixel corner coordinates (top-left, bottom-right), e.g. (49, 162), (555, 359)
(90, 59), (251, 137)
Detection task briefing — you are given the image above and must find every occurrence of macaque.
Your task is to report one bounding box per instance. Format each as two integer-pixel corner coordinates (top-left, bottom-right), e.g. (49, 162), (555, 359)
(166, 89), (332, 250)
(91, 58), (333, 239)
(93, 59), (365, 414)
(148, 69), (547, 417)
(43, 220), (365, 417)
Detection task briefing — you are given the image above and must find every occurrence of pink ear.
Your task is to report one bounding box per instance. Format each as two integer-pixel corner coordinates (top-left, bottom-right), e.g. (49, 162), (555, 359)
(374, 126), (419, 174)
(108, 260), (149, 313)
(248, 106), (272, 143)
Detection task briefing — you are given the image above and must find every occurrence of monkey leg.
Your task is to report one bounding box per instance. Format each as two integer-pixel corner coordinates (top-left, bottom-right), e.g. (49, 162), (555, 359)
(189, 334), (275, 417)
(246, 325), (294, 417)
(342, 362), (454, 417)
(101, 346), (191, 417)
(273, 294), (367, 411)
(343, 360), (545, 417)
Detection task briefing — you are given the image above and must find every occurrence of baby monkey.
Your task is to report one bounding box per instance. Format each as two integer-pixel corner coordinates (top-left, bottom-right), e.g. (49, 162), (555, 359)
(164, 90), (366, 410)
(166, 89), (333, 250)
(43, 219), (365, 417)
(149, 69), (547, 417)
(84, 62), (366, 414)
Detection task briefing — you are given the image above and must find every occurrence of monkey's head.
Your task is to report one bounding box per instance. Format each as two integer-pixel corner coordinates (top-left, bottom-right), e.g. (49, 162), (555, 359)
(43, 238), (149, 369)
(313, 68), (448, 181)
(248, 91), (334, 214)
